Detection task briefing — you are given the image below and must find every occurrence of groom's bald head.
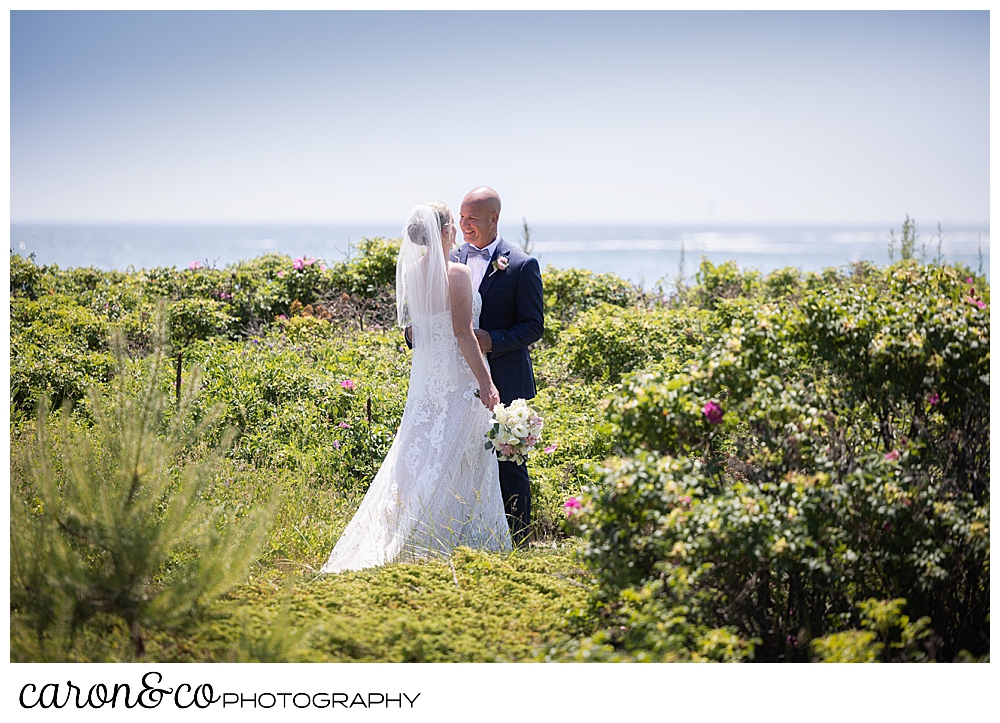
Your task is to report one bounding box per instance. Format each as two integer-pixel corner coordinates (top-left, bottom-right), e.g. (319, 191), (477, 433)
(463, 186), (501, 215)
(460, 186), (502, 249)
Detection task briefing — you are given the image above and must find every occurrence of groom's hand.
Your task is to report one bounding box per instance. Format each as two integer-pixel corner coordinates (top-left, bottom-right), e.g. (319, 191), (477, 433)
(474, 329), (492, 353)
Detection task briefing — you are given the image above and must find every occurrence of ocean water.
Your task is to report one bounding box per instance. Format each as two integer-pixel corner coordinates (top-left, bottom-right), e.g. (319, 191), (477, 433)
(526, 224), (990, 286)
(10, 222), (991, 285)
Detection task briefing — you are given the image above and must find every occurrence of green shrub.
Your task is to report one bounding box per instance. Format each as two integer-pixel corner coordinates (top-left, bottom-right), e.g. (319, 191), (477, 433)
(542, 265), (640, 323)
(796, 261), (989, 499)
(691, 258), (762, 309)
(10, 294), (115, 416)
(538, 303), (706, 384)
(540, 266), (644, 346)
(176, 255), (317, 328)
(10, 320), (273, 659)
(166, 297), (236, 402)
(762, 266), (805, 300)
(571, 259), (989, 662)
(525, 381), (612, 537)
(809, 630), (881, 662)
(569, 446), (984, 661)
(10, 252), (44, 299)
(327, 237), (400, 297)
(811, 598), (933, 662)
(185, 330), (410, 493)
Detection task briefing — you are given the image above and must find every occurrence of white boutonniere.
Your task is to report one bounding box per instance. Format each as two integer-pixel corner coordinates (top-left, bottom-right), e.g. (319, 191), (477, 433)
(489, 254), (510, 277)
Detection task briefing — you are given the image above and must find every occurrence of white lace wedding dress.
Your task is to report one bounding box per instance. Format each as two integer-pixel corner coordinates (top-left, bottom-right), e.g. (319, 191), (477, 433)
(321, 289), (511, 573)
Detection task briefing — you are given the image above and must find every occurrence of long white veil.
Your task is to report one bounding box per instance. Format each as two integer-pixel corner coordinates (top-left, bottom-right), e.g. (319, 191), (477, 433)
(396, 205), (449, 330)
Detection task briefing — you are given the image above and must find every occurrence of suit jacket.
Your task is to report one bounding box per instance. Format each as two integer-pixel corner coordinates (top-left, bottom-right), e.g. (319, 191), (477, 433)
(452, 235), (544, 404)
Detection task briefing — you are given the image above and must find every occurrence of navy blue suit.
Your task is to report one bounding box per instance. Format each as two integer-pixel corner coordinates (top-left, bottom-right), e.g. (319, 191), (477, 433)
(452, 236), (544, 545)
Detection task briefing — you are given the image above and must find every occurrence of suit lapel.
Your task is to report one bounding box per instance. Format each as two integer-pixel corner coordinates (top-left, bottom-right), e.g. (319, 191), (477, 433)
(477, 237), (507, 300)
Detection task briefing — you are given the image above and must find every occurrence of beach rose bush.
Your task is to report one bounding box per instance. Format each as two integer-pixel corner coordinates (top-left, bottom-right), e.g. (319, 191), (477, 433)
(565, 258), (989, 662)
(539, 265), (644, 347)
(10, 292), (115, 416)
(537, 302), (707, 385)
(796, 261), (990, 500)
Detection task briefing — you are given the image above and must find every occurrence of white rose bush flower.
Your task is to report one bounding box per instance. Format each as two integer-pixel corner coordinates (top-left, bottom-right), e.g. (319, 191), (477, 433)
(484, 398), (543, 465)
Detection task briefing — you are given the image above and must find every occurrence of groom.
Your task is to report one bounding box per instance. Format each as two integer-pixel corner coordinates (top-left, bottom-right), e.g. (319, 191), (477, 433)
(454, 186), (544, 547)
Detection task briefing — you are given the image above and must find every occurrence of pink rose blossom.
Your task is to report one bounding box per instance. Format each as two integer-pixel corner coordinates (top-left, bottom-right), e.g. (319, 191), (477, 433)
(338, 421), (351, 428)
(277, 270), (285, 278)
(885, 449), (900, 461)
(927, 392), (940, 406)
(563, 497), (582, 517)
(499, 443), (515, 456)
(702, 400), (724, 425)
(188, 260), (203, 270)
(680, 495), (692, 507)
(340, 379), (356, 390)
(966, 277), (975, 284)
(293, 258), (304, 271)
(525, 435), (538, 446)
(544, 444), (557, 454)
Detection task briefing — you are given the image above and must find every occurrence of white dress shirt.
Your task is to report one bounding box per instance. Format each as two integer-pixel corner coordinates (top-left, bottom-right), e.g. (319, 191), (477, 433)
(465, 235), (502, 291)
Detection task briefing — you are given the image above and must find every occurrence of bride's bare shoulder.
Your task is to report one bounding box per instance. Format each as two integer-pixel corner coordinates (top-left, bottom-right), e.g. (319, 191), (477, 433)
(447, 262), (472, 283)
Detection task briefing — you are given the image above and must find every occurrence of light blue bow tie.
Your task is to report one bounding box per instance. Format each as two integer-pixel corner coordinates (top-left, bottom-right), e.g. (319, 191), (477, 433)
(466, 245), (492, 261)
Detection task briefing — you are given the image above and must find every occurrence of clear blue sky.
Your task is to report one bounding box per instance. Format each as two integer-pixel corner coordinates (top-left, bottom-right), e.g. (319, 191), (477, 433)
(10, 10), (989, 226)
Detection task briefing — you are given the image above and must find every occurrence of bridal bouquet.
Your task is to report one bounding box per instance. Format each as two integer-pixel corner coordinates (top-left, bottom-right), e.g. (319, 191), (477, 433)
(484, 399), (543, 465)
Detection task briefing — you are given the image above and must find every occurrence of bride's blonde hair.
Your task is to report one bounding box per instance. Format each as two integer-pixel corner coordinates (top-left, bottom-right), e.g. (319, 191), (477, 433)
(427, 201), (454, 235)
(406, 201), (453, 247)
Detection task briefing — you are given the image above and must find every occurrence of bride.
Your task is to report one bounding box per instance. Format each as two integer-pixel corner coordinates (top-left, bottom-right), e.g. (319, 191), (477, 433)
(320, 203), (512, 573)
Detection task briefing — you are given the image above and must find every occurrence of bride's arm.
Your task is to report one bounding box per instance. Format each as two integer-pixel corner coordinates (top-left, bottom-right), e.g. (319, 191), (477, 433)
(448, 264), (500, 410)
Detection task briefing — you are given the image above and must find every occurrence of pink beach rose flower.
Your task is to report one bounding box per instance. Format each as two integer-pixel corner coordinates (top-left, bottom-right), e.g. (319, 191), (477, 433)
(702, 400), (724, 425)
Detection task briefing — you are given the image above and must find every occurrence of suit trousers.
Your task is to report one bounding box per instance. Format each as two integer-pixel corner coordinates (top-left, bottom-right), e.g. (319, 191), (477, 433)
(498, 458), (531, 546)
